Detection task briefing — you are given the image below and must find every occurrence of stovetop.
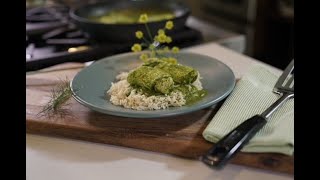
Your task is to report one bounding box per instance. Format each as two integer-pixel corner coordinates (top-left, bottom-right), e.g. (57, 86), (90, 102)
(26, 4), (203, 71)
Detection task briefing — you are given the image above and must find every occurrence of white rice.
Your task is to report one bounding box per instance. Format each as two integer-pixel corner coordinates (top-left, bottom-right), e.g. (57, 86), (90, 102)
(106, 71), (203, 110)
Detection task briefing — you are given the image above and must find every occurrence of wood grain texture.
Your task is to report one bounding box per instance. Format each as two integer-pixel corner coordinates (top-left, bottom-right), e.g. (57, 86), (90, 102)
(26, 63), (294, 175)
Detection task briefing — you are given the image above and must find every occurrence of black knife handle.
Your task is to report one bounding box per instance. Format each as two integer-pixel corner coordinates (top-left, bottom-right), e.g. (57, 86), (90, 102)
(201, 115), (267, 168)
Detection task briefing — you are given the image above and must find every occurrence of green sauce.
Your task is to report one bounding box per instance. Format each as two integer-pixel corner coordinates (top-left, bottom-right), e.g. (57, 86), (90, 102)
(173, 85), (207, 105)
(89, 8), (175, 24)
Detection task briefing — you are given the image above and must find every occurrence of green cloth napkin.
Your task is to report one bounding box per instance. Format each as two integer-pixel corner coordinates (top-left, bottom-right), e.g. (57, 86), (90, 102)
(202, 65), (294, 156)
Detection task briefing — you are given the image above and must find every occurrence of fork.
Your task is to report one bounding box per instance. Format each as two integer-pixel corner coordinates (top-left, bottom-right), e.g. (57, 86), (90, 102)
(201, 60), (294, 168)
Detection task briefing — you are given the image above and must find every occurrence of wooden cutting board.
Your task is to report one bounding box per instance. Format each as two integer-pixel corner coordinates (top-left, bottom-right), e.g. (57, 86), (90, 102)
(26, 63), (294, 174)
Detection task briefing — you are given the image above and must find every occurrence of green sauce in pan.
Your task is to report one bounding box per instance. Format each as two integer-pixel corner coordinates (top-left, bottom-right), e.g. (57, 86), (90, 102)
(89, 8), (175, 24)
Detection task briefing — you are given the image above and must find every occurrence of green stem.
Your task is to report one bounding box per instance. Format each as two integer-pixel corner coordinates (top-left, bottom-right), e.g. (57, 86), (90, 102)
(144, 23), (153, 41)
(141, 43), (149, 47)
(142, 36), (151, 44)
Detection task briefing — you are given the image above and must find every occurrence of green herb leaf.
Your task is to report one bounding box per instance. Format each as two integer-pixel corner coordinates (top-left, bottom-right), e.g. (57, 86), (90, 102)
(38, 78), (73, 118)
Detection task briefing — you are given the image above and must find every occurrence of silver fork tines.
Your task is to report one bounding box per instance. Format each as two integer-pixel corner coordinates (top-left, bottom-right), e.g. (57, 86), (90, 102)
(274, 60), (294, 94)
(261, 60), (294, 118)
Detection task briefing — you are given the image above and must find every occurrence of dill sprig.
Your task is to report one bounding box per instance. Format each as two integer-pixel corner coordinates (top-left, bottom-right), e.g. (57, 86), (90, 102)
(38, 78), (73, 118)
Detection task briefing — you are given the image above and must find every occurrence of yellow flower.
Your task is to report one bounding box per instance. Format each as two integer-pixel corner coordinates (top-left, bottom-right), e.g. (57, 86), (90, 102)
(167, 57), (178, 64)
(135, 31), (143, 39)
(165, 21), (174, 30)
(158, 29), (165, 35)
(172, 46), (179, 53)
(139, 53), (149, 62)
(165, 36), (172, 43)
(156, 34), (167, 43)
(138, 14), (148, 23)
(160, 57), (177, 64)
(131, 43), (142, 52)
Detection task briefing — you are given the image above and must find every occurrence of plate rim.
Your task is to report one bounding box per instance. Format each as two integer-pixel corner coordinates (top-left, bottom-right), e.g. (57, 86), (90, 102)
(70, 51), (236, 118)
